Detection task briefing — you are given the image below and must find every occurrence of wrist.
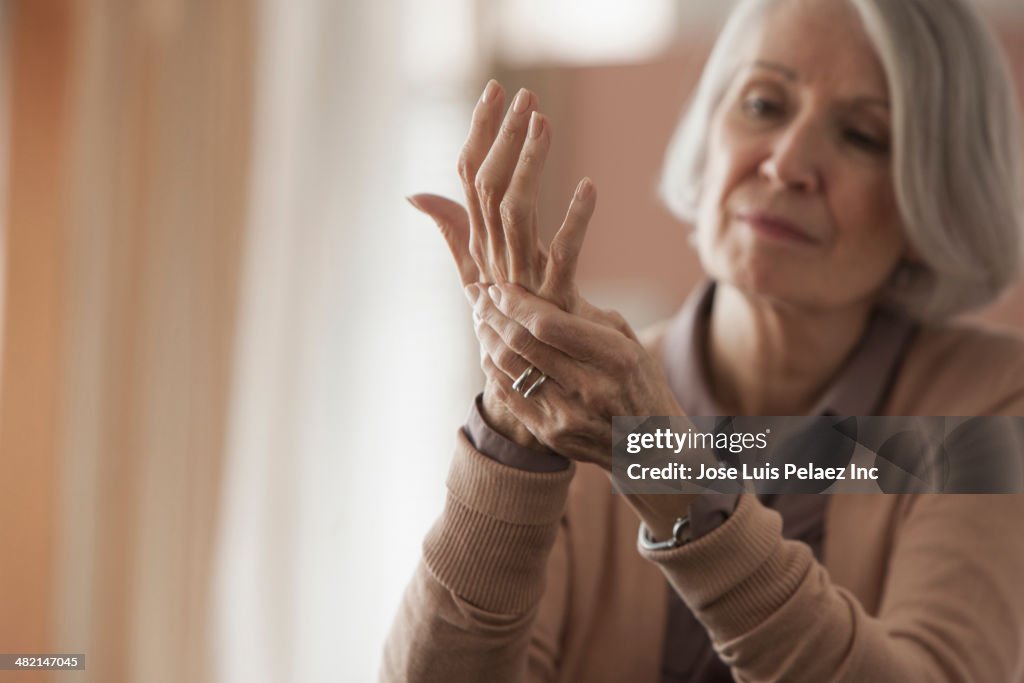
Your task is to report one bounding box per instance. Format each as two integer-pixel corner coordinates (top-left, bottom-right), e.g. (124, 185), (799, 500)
(481, 386), (544, 450)
(638, 517), (692, 551)
(624, 492), (699, 541)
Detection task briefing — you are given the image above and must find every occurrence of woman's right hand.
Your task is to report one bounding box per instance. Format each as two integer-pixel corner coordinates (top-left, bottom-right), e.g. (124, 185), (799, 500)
(407, 79), (598, 449)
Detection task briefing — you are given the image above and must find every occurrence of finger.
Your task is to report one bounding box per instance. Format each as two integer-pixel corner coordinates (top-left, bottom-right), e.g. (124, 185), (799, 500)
(475, 88), (538, 281)
(479, 349), (573, 432)
(540, 177), (595, 308)
(457, 79), (506, 282)
(576, 298), (639, 342)
(472, 292), (578, 388)
(480, 354), (552, 427)
(474, 312), (533, 385)
(483, 354), (600, 460)
(502, 111), (551, 288)
(488, 283), (634, 368)
(407, 194), (479, 286)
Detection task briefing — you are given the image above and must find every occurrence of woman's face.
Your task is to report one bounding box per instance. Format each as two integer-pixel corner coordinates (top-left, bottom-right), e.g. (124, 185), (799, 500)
(695, 0), (907, 313)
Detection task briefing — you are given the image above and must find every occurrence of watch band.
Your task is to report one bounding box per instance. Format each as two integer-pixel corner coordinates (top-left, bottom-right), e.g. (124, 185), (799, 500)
(637, 517), (691, 551)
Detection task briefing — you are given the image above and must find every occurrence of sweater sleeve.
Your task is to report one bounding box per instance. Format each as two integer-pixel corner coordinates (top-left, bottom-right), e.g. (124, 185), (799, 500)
(640, 493), (1024, 682)
(380, 428), (575, 683)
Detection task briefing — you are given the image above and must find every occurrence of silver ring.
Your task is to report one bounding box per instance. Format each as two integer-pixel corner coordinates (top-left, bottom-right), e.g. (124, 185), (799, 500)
(512, 366), (535, 393)
(523, 373), (547, 399)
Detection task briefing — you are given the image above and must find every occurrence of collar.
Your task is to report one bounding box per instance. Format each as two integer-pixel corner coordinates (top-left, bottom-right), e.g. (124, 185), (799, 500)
(661, 281), (917, 416)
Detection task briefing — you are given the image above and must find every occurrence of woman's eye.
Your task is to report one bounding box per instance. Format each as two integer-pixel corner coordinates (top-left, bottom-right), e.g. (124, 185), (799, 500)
(844, 128), (889, 153)
(742, 97), (782, 117)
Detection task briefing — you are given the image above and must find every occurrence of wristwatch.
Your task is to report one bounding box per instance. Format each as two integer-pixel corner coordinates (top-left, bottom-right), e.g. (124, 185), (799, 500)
(637, 517), (691, 551)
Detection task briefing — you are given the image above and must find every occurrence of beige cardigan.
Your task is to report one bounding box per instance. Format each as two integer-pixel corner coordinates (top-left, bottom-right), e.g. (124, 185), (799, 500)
(381, 320), (1024, 682)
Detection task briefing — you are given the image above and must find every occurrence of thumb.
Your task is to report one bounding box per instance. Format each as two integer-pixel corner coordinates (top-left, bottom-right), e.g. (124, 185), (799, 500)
(407, 193), (479, 286)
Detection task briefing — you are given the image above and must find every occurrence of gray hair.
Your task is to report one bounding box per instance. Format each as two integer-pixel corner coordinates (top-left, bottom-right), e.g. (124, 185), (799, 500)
(659, 0), (1024, 320)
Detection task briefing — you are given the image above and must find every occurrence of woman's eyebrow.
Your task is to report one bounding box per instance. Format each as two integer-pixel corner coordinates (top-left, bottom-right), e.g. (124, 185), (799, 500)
(848, 96), (890, 109)
(750, 60), (798, 80)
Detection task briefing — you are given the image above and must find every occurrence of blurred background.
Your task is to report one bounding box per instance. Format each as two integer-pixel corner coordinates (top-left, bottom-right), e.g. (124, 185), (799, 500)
(1, 0), (1023, 681)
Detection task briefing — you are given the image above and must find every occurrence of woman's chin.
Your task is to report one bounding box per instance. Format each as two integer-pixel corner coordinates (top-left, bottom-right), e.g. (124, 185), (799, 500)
(719, 264), (819, 309)
(703, 244), (841, 309)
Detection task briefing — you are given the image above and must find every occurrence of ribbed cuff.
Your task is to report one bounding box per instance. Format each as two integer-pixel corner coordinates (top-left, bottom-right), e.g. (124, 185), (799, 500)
(423, 429), (576, 614)
(639, 494), (813, 641)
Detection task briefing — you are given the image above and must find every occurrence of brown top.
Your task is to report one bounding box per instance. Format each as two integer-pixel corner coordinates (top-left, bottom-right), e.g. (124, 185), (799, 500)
(659, 282), (914, 680)
(381, 285), (1024, 682)
(464, 282), (917, 680)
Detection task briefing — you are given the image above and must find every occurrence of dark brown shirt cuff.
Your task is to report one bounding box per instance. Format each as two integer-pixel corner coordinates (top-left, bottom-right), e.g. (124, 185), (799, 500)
(462, 394), (571, 473)
(688, 494), (741, 539)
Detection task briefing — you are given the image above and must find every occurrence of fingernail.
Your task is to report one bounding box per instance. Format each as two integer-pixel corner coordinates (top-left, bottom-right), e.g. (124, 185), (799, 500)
(575, 177), (592, 201)
(481, 79), (498, 104)
(488, 285), (502, 305)
(528, 111), (544, 139)
(464, 284), (480, 304)
(405, 195), (423, 210)
(512, 88), (531, 114)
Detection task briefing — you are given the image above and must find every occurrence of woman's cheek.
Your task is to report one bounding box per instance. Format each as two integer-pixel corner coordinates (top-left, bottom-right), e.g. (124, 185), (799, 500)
(837, 180), (906, 266)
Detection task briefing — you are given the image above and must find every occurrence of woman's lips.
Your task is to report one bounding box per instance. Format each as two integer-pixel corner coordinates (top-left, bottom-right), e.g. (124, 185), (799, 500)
(737, 212), (818, 245)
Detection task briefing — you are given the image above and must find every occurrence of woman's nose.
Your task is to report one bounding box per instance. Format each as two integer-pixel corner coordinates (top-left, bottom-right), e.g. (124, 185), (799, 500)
(758, 119), (823, 194)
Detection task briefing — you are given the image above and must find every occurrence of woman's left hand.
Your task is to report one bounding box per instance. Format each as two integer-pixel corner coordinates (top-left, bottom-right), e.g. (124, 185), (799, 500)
(466, 281), (685, 471)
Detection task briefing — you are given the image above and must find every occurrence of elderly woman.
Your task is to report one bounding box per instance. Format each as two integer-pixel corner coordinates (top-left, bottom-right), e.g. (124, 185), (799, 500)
(384, 0), (1024, 680)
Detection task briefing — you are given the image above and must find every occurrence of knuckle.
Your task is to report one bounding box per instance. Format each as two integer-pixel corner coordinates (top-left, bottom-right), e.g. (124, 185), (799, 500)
(456, 152), (477, 185)
(549, 240), (571, 268)
(499, 198), (527, 227)
(554, 418), (580, 447)
(628, 342), (644, 365)
(615, 344), (640, 374)
(474, 177), (501, 212)
(607, 311), (630, 335)
(552, 411), (571, 435)
(495, 345), (518, 371)
(518, 148), (542, 169)
(531, 313), (554, 341)
(469, 240), (487, 266)
(594, 393), (617, 417)
(508, 324), (533, 354)
(473, 174), (487, 198)
(489, 378), (510, 402)
(497, 122), (517, 143)
(607, 350), (628, 376)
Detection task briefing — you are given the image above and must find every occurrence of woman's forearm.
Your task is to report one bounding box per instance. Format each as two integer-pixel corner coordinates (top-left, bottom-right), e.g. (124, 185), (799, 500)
(380, 428), (574, 682)
(642, 494), (1024, 682)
